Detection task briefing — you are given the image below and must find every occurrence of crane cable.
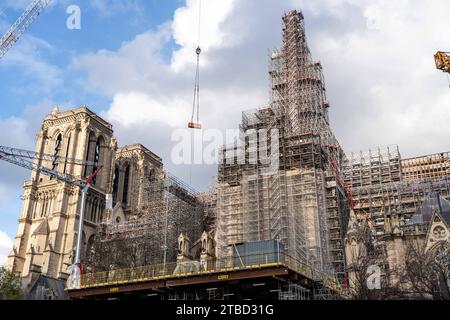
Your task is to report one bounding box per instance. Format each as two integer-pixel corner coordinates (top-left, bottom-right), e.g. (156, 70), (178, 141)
(188, 0), (202, 186)
(189, 0), (202, 129)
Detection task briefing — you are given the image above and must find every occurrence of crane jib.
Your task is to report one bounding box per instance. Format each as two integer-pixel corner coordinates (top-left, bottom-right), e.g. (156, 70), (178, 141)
(0, 147), (87, 188)
(0, 0), (52, 59)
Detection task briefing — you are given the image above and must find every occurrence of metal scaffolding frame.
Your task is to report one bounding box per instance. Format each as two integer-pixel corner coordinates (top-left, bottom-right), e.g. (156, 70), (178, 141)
(278, 283), (311, 300)
(85, 171), (207, 272)
(344, 146), (450, 239)
(216, 10), (350, 284)
(401, 151), (450, 181)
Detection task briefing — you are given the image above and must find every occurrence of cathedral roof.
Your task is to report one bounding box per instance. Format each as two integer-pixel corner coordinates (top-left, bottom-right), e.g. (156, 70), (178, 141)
(408, 192), (450, 225)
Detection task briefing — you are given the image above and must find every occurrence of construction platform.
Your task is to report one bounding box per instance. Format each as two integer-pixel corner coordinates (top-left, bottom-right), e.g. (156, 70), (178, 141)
(68, 255), (343, 300)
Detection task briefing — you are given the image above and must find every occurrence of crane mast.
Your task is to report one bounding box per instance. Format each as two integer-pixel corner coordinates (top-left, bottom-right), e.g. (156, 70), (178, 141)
(0, 0), (52, 59)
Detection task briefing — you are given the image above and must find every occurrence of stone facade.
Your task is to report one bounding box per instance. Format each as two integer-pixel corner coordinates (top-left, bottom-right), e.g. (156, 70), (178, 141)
(6, 107), (164, 293)
(111, 144), (164, 221)
(7, 107), (115, 286)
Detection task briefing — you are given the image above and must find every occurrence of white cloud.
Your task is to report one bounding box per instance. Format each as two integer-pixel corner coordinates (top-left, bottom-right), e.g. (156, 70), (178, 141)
(0, 114), (35, 196)
(74, 0), (277, 131)
(106, 92), (188, 128)
(0, 98), (59, 150)
(73, 23), (173, 97)
(0, 116), (30, 147)
(291, 0), (450, 156)
(171, 0), (238, 71)
(0, 35), (62, 94)
(0, 230), (13, 266)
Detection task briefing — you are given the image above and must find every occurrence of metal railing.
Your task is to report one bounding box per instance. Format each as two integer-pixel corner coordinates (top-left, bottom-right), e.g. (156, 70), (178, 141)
(79, 252), (343, 295)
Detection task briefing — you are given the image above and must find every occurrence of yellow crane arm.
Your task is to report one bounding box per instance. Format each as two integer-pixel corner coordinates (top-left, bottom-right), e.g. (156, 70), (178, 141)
(435, 51), (450, 74)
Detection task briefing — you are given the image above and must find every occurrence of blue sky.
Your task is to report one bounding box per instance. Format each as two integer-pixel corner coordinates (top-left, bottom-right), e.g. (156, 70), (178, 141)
(1, 0), (449, 264)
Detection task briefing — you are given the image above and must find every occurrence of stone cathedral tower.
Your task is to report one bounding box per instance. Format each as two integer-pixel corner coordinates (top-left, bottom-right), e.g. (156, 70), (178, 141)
(7, 107), (116, 287)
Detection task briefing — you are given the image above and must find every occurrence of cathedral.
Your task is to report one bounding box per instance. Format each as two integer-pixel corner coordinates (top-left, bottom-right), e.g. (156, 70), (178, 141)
(344, 192), (450, 298)
(4, 9), (449, 300)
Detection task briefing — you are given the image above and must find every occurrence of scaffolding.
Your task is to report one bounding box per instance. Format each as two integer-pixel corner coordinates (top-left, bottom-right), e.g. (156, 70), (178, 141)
(84, 9), (350, 291)
(218, 142), (244, 186)
(271, 10), (348, 280)
(277, 11), (334, 146)
(344, 146), (450, 239)
(64, 9), (450, 300)
(215, 184), (243, 260)
(278, 283), (310, 300)
(85, 171), (207, 272)
(216, 10), (349, 284)
(401, 151), (450, 182)
(345, 145), (402, 189)
(313, 281), (340, 300)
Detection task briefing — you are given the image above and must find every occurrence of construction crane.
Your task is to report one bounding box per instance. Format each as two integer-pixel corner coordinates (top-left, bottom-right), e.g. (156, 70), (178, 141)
(435, 51), (450, 73)
(0, 145), (102, 288)
(0, 0), (52, 59)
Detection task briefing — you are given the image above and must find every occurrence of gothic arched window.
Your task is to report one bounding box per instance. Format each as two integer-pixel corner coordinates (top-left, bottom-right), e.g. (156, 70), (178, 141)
(92, 137), (103, 185)
(123, 165), (130, 205)
(149, 169), (156, 182)
(63, 134), (71, 174)
(84, 132), (96, 178)
(50, 134), (62, 178)
(112, 166), (119, 206)
(91, 198), (97, 222)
